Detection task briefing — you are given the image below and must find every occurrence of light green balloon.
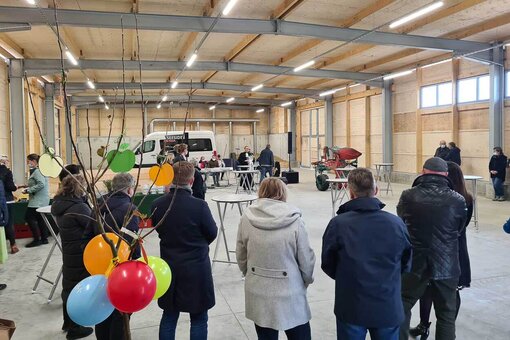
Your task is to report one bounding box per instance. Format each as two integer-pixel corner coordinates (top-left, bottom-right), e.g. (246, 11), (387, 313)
(138, 256), (172, 300)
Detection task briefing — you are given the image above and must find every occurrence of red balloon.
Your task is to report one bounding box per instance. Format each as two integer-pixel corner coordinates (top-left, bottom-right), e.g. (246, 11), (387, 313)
(106, 261), (157, 313)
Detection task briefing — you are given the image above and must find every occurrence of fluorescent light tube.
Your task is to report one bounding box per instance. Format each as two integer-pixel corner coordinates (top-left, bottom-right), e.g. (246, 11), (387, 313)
(251, 84), (263, 91)
(349, 83), (361, 88)
(389, 2), (444, 29)
(98, 95), (104, 103)
(383, 69), (414, 80)
(209, 105), (216, 110)
(162, 95), (168, 102)
(281, 101), (293, 107)
(86, 80), (95, 89)
(0, 53), (8, 63)
(226, 97), (235, 103)
(421, 58), (452, 69)
(222, 0), (238, 15)
(256, 109), (265, 113)
(171, 81), (178, 89)
(294, 60), (315, 72)
(65, 50), (79, 66)
(157, 103), (162, 109)
(186, 53), (198, 67)
(319, 86), (346, 97)
(104, 104), (109, 110)
(26, 0), (36, 4)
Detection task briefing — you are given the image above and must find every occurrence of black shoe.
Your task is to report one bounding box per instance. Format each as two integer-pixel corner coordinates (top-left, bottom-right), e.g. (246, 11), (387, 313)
(41, 239), (49, 244)
(409, 322), (431, 339)
(66, 326), (93, 339)
(62, 321), (70, 332)
(0, 284), (6, 290)
(26, 240), (42, 248)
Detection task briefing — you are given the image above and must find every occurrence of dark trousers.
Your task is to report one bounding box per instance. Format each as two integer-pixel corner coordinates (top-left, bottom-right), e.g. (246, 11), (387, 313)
(259, 166), (273, 183)
(336, 320), (398, 340)
(492, 177), (505, 197)
(95, 310), (126, 340)
(418, 286), (462, 324)
(159, 310), (208, 340)
(5, 204), (15, 245)
(400, 274), (458, 340)
(62, 288), (82, 332)
(254, 322), (311, 340)
(25, 207), (48, 241)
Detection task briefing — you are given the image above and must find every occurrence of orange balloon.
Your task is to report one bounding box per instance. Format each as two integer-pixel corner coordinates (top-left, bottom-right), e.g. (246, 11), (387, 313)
(149, 163), (174, 186)
(83, 233), (131, 275)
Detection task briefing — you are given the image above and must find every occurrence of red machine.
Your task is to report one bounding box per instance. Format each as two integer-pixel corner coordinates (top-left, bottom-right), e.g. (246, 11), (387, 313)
(312, 146), (362, 191)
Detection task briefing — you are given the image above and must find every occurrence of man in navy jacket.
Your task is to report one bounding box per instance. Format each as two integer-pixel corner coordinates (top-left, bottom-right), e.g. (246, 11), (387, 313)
(322, 168), (412, 340)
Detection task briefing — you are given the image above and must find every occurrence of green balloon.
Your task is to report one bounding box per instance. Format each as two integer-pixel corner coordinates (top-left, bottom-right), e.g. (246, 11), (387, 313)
(138, 256), (172, 300)
(106, 149), (136, 173)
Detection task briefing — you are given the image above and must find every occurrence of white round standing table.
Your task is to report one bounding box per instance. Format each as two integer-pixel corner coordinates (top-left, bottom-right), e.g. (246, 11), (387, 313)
(326, 178), (349, 217)
(211, 194), (258, 267)
(464, 175), (483, 231)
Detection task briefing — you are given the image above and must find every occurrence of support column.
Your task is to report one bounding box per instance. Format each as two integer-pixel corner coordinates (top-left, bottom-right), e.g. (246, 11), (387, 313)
(489, 43), (505, 151)
(44, 84), (55, 150)
(253, 121), (257, 153)
(228, 121), (233, 157)
(8, 59), (26, 184)
(382, 79), (393, 164)
(289, 105), (297, 163)
(325, 96), (333, 148)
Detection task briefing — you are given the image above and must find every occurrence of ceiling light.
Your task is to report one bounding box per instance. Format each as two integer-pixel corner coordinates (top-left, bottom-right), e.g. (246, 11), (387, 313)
(383, 69), (415, 80)
(421, 58), (452, 69)
(37, 79), (44, 86)
(251, 84), (263, 91)
(294, 60), (315, 72)
(171, 81), (178, 89)
(26, 0), (36, 4)
(209, 105), (216, 110)
(0, 53), (8, 63)
(104, 104), (109, 110)
(226, 97), (235, 103)
(281, 101), (293, 107)
(389, 1), (444, 29)
(186, 52), (198, 68)
(222, 0), (238, 15)
(157, 103), (162, 109)
(98, 95), (104, 103)
(349, 83), (361, 88)
(65, 50), (79, 66)
(162, 95), (168, 102)
(256, 109), (265, 113)
(86, 79), (95, 89)
(319, 86), (346, 97)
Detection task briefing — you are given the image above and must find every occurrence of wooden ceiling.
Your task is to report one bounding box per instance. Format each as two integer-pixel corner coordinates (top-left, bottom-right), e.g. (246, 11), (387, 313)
(1, 0), (509, 105)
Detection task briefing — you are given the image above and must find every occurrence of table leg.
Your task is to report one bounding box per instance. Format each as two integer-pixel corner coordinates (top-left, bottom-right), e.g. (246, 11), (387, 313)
(47, 266), (63, 303)
(32, 240), (58, 293)
(473, 179), (479, 231)
(213, 202), (227, 268)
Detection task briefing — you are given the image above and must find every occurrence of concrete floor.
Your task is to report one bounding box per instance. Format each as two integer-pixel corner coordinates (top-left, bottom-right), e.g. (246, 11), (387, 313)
(1, 169), (510, 340)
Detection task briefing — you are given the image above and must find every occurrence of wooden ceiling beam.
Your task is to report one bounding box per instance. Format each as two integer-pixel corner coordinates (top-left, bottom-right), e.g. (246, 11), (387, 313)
(0, 34), (24, 58)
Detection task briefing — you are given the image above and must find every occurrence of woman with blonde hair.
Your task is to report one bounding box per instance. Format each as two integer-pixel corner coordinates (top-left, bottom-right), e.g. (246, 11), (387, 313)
(236, 178), (316, 340)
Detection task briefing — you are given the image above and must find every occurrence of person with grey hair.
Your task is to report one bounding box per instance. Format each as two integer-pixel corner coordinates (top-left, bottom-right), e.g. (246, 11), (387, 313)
(397, 157), (467, 340)
(322, 168), (412, 340)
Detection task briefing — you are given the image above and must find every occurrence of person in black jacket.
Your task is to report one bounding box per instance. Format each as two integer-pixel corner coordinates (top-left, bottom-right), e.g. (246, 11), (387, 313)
(409, 161), (473, 339)
(489, 147), (508, 201)
(322, 168), (412, 340)
(434, 140), (449, 160)
(189, 158), (206, 200)
(152, 161), (217, 340)
(238, 146), (254, 190)
(0, 156), (18, 254)
(445, 142), (461, 166)
(257, 144), (274, 183)
(51, 174), (94, 340)
(397, 157), (467, 340)
(0, 180), (8, 291)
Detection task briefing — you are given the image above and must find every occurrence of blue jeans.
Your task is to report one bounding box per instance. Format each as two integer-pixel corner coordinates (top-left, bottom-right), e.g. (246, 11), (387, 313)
(492, 177), (505, 197)
(260, 166), (273, 183)
(336, 320), (398, 340)
(159, 310), (208, 340)
(255, 322), (311, 340)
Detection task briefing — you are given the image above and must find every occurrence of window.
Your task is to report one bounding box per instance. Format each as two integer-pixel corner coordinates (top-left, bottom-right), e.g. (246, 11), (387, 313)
(420, 82), (452, 108)
(506, 71), (510, 97)
(141, 140), (155, 153)
(188, 139), (212, 152)
(458, 74), (490, 103)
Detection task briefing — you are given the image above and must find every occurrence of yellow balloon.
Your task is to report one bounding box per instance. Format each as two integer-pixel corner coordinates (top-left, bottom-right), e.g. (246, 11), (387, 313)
(39, 153), (64, 178)
(83, 233), (131, 275)
(149, 163), (174, 186)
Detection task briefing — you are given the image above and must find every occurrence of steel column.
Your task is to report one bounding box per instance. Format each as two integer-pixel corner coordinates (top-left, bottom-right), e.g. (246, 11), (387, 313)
(253, 122), (257, 153)
(382, 79), (393, 164)
(289, 105), (297, 163)
(325, 96), (333, 148)
(44, 83), (55, 150)
(489, 44), (505, 151)
(8, 59), (26, 184)
(229, 121), (233, 157)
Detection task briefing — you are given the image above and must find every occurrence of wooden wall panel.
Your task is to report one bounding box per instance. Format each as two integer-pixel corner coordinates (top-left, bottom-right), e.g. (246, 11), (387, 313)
(393, 133), (416, 173)
(458, 108), (489, 130)
(333, 102), (347, 146)
(459, 130), (489, 179)
(458, 59), (489, 79)
(394, 112), (416, 133)
(393, 78), (417, 114)
(422, 113), (452, 131)
(349, 98), (366, 166)
(421, 62), (452, 86)
(0, 64), (10, 157)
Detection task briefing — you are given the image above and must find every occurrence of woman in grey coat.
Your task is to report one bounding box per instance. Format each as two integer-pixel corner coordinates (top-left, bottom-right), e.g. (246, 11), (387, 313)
(236, 178), (315, 340)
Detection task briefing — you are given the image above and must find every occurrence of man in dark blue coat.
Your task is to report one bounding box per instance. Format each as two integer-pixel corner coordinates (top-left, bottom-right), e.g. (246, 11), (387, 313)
(322, 168), (412, 340)
(152, 161), (218, 340)
(257, 144), (274, 182)
(0, 180), (9, 291)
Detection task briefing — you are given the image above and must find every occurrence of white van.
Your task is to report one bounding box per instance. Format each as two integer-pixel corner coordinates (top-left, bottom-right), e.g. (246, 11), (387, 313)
(134, 131), (216, 167)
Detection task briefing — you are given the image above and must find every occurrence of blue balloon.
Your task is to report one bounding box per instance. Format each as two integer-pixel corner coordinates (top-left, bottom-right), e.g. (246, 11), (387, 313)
(67, 275), (114, 326)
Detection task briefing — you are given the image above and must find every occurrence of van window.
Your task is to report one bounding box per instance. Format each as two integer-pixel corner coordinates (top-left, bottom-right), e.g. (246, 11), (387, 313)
(141, 140), (155, 153)
(188, 139), (212, 152)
